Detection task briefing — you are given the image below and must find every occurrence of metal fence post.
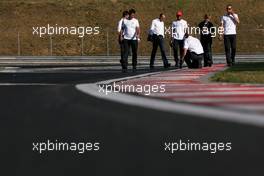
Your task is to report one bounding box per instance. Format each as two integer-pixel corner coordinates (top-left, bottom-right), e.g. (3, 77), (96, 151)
(81, 37), (84, 56)
(106, 29), (109, 56)
(49, 35), (53, 56)
(17, 32), (21, 56)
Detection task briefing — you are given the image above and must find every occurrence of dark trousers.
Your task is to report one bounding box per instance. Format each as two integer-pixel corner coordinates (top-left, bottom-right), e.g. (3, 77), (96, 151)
(119, 40), (125, 64)
(122, 39), (138, 69)
(201, 40), (213, 66)
(184, 51), (203, 69)
(150, 35), (169, 66)
(224, 35), (237, 64)
(172, 39), (184, 64)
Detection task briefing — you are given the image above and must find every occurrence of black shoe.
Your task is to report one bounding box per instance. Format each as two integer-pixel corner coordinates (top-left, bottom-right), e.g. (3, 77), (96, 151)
(227, 63), (232, 67)
(150, 65), (154, 70)
(122, 68), (128, 73)
(179, 60), (183, 69)
(175, 63), (179, 68)
(132, 67), (137, 72)
(232, 62), (235, 66)
(164, 63), (171, 68)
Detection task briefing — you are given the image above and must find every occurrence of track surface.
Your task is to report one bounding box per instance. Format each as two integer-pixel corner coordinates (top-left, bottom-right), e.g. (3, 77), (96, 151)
(0, 66), (263, 176)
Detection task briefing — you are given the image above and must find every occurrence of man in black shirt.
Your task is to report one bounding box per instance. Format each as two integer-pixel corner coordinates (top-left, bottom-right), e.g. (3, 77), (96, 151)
(198, 14), (214, 67)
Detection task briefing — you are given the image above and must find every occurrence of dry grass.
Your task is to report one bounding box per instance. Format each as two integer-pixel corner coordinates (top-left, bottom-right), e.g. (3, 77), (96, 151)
(0, 0), (263, 56)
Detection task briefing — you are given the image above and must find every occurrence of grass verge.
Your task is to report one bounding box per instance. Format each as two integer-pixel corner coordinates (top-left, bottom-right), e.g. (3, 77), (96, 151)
(211, 62), (264, 84)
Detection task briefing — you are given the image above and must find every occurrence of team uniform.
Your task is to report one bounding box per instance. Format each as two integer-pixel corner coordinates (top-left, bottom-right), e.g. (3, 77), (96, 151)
(183, 36), (204, 69)
(198, 20), (214, 67)
(122, 18), (140, 69)
(149, 18), (170, 68)
(171, 19), (188, 67)
(221, 13), (239, 65)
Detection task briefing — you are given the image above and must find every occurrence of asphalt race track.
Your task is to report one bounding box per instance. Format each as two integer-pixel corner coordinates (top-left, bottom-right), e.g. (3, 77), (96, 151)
(0, 65), (263, 176)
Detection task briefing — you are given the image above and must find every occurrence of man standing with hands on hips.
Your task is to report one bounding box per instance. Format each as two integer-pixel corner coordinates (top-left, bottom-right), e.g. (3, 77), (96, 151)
(198, 14), (214, 67)
(220, 4), (240, 66)
(149, 13), (171, 69)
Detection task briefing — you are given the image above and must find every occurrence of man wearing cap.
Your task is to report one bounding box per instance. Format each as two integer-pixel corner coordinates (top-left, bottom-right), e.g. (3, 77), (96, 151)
(180, 33), (204, 69)
(220, 4), (240, 66)
(171, 11), (188, 68)
(198, 14), (214, 67)
(117, 10), (129, 68)
(149, 13), (171, 69)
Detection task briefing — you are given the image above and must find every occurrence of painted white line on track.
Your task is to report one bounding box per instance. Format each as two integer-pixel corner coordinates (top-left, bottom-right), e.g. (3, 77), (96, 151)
(148, 91), (264, 96)
(76, 71), (264, 128)
(0, 83), (56, 86)
(175, 98), (264, 103)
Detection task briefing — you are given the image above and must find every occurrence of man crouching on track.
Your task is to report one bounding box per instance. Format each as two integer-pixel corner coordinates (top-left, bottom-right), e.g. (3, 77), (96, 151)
(180, 32), (204, 69)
